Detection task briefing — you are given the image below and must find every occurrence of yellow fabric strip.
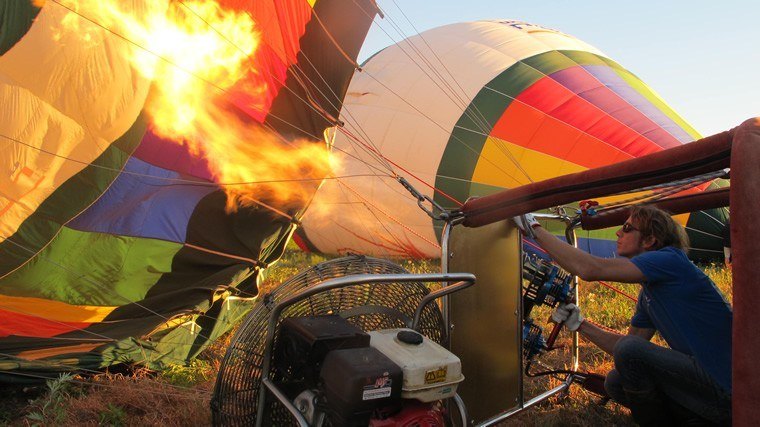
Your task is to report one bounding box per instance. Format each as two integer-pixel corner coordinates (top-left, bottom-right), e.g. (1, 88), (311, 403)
(16, 343), (102, 361)
(0, 294), (116, 323)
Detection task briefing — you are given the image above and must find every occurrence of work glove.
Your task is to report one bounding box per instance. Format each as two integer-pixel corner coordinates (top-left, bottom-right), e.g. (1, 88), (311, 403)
(551, 303), (584, 332)
(512, 214), (540, 234)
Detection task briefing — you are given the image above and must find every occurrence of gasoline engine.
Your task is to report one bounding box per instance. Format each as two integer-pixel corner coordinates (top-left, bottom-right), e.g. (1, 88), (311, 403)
(272, 315), (463, 426)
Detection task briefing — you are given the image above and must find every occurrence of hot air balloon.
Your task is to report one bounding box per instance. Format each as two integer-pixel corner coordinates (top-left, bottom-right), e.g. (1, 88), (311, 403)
(296, 20), (728, 261)
(0, 0), (377, 381)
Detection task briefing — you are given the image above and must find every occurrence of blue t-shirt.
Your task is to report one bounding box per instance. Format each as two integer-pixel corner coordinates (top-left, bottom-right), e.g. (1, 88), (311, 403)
(630, 247), (733, 392)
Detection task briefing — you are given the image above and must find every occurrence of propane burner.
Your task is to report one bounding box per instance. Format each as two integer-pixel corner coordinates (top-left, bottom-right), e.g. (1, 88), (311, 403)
(522, 256), (574, 316)
(522, 320), (547, 360)
(521, 256), (575, 360)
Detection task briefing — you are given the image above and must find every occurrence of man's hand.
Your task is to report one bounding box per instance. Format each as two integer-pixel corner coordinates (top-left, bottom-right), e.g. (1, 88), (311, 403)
(551, 303), (584, 332)
(512, 214), (540, 234)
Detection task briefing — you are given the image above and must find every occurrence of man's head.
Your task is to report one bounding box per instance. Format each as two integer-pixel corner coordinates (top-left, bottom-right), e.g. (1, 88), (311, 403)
(615, 206), (689, 258)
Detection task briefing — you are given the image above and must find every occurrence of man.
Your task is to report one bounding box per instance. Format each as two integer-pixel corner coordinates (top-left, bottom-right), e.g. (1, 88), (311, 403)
(513, 206), (732, 426)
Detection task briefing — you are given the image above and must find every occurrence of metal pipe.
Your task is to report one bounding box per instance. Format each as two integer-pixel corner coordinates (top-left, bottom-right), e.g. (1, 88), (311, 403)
(564, 224), (580, 370)
(452, 393), (469, 427)
(516, 229), (526, 416)
(413, 279), (475, 330)
(440, 220), (454, 346)
(261, 378), (309, 426)
(476, 382), (571, 426)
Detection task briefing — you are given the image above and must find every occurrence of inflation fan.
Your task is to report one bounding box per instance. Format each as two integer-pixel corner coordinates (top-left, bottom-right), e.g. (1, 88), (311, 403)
(210, 255), (469, 426)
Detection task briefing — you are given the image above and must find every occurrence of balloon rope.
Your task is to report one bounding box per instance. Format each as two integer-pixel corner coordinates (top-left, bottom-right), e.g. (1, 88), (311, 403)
(338, 127), (465, 207)
(330, 222), (424, 258)
(608, 170), (724, 196)
(594, 171), (723, 214)
(372, 1), (495, 136)
(376, 1), (528, 181)
(594, 281), (638, 303)
(350, 2), (529, 184)
(336, 180), (442, 251)
(183, 243), (266, 266)
(309, 7), (360, 68)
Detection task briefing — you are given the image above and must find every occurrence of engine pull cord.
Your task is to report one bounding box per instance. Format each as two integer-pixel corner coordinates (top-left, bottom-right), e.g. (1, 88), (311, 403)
(397, 176), (457, 221)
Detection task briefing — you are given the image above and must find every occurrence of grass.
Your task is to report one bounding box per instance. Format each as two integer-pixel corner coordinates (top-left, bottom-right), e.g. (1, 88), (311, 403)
(0, 250), (732, 426)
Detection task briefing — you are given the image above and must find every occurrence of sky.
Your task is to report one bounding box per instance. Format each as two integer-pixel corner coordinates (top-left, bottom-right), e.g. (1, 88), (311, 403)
(358, 0), (759, 137)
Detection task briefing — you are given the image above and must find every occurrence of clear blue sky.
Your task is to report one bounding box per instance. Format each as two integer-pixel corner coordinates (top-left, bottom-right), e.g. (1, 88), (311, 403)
(359, 0), (759, 137)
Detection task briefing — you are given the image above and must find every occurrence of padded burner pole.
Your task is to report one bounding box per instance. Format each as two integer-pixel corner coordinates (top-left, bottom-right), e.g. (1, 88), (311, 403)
(461, 130), (733, 228)
(579, 187), (729, 231)
(731, 118), (760, 425)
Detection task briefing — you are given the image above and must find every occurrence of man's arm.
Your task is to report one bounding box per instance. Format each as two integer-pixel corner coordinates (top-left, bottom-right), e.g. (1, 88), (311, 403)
(577, 321), (655, 355)
(532, 225), (646, 283)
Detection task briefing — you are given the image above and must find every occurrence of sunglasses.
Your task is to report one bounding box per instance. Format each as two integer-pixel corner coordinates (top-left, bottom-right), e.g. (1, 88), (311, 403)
(621, 222), (639, 233)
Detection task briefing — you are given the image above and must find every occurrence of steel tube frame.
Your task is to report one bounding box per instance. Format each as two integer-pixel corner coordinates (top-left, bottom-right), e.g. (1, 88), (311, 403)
(476, 378), (573, 426)
(440, 214), (580, 424)
(564, 222), (581, 370)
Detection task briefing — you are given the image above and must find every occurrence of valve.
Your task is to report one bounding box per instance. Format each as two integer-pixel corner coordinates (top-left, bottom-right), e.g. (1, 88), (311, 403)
(522, 319), (547, 360)
(522, 256), (575, 357)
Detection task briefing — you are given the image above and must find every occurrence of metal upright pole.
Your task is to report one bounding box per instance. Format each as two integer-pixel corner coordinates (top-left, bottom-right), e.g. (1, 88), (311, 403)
(564, 224), (580, 370)
(440, 219), (454, 346)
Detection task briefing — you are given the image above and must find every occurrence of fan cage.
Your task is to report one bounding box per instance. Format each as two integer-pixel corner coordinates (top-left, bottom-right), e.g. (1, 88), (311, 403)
(211, 255), (446, 426)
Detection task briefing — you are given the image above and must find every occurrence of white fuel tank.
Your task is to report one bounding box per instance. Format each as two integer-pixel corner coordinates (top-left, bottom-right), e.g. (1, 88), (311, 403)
(369, 329), (464, 402)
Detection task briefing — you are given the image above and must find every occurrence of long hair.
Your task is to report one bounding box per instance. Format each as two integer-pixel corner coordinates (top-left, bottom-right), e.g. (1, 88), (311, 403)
(628, 205), (690, 252)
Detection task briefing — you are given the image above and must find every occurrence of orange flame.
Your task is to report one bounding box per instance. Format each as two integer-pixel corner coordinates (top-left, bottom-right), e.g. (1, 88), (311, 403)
(49, 0), (334, 214)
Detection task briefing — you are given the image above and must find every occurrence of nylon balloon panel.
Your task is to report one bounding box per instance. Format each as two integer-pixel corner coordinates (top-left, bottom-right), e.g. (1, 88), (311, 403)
(300, 20), (726, 261)
(0, 5), (152, 246)
(299, 21), (596, 258)
(0, 0), (377, 379)
(0, 116), (149, 277)
(435, 51), (723, 259)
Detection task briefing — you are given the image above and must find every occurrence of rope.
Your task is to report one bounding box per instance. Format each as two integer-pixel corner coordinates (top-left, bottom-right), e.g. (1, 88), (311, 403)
(375, 1), (499, 141)
(606, 170), (726, 197)
(0, 133), (383, 188)
(593, 171), (723, 215)
(336, 180), (442, 251)
(337, 127), (464, 207)
(594, 281), (638, 303)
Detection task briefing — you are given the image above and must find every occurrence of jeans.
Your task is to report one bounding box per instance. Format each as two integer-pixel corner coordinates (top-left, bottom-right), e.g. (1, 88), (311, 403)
(604, 335), (731, 426)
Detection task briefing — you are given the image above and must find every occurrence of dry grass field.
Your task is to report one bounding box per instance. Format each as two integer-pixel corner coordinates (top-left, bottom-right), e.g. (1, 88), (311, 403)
(0, 250), (732, 426)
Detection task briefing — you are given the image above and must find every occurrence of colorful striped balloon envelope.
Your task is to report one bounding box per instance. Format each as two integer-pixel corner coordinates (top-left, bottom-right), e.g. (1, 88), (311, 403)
(0, 0), (376, 380)
(298, 20), (728, 260)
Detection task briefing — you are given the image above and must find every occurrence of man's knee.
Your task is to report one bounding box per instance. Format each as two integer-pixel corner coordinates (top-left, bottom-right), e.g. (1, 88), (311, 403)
(604, 369), (627, 405)
(612, 335), (650, 370)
